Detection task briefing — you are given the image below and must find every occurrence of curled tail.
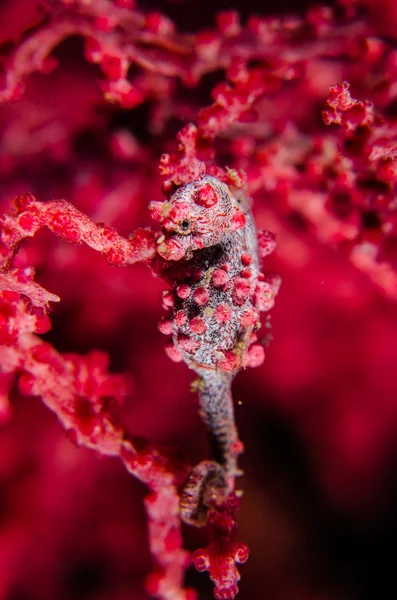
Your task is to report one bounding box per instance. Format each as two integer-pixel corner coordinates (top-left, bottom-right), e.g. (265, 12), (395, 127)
(180, 371), (243, 526)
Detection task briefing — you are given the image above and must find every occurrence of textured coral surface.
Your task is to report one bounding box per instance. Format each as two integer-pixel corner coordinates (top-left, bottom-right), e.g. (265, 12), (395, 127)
(2, 0), (397, 599)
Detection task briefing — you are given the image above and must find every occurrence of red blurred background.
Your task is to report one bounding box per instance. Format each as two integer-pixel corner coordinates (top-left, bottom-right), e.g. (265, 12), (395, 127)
(1, 1), (397, 599)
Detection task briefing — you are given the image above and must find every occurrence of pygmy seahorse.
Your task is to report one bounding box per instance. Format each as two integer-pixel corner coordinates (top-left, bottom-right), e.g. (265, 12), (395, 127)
(149, 175), (278, 525)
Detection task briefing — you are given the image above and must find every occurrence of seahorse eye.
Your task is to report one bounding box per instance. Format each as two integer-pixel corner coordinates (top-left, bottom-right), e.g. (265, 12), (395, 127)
(181, 219), (190, 231)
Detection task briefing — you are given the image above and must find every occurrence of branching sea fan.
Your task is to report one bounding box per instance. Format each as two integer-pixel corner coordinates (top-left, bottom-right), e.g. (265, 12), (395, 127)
(1, 1), (397, 599)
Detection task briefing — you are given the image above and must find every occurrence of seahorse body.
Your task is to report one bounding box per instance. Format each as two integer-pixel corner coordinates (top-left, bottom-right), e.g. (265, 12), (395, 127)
(150, 175), (276, 523)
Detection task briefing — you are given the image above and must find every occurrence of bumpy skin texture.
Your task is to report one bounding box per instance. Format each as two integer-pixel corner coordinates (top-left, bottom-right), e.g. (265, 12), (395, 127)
(150, 176), (277, 524)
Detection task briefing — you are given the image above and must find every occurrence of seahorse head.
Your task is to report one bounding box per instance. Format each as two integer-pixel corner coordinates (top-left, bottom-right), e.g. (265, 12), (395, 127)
(150, 176), (246, 261)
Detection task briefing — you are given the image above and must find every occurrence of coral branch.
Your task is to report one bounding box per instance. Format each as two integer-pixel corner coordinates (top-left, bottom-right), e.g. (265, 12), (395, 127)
(0, 193), (155, 269)
(0, 288), (191, 600)
(192, 494), (249, 600)
(0, 270), (60, 308)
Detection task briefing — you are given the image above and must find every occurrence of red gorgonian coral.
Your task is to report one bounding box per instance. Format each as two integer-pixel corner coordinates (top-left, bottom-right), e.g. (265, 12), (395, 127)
(1, 167), (277, 599)
(2, 0), (397, 599)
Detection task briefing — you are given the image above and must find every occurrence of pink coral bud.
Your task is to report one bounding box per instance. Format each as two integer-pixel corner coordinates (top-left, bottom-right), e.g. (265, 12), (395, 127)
(195, 183), (218, 208)
(161, 218), (173, 232)
(30, 343), (52, 363)
(145, 12), (175, 36)
(234, 543), (250, 564)
(31, 343), (64, 374)
(246, 344), (265, 368)
(323, 82), (374, 131)
(377, 159), (397, 183)
(241, 309), (257, 327)
(193, 236), (204, 249)
(14, 267), (34, 283)
(0, 298), (16, 318)
(149, 202), (164, 222)
(216, 10), (241, 37)
(232, 278), (251, 306)
(257, 230), (276, 258)
(84, 37), (102, 63)
(227, 56), (248, 84)
(322, 82), (351, 124)
(206, 165), (227, 180)
(225, 168), (246, 189)
(49, 215), (76, 241)
(169, 202), (191, 223)
(157, 238), (185, 261)
(19, 374), (36, 396)
(198, 105), (228, 134)
(107, 249), (124, 266)
(165, 340), (183, 362)
(110, 130), (139, 159)
(212, 82), (230, 105)
(255, 282), (274, 311)
(130, 225), (154, 248)
(164, 527), (182, 552)
(231, 439), (244, 457)
(162, 290), (175, 309)
(214, 304), (232, 323)
(14, 192), (35, 212)
(307, 4), (333, 30)
(102, 79), (144, 109)
(175, 310), (187, 326)
(144, 491), (158, 507)
(247, 14), (270, 36)
(119, 84), (144, 109)
(217, 351), (239, 372)
(177, 335), (200, 353)
(1, 291), (19, 304)
(35, 314), (51, 334)
(74, 396), (96, 436)
(211, 269), (229, 289)
(145, 570), (163, 596)
(192, 550), (210, 572)
(128, 452), (154, 471)
(94, 15), (116, 32)
(99, 225), (117, 242)
(214, 587), (237, 600)
(0, 326), (15, 346)
(230, 209), (246, 231)
(190, 316), (206, 334)
(241, 253), (252, 266)
(193, 287), (209, 306)
(157, 317), (173, 335)
(240, 268), (252, 279)
(101, 54), (126, 81)
(263, 272), (282, 296)
(196, 30), (221, 60)
(177, 284), (191, 299)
